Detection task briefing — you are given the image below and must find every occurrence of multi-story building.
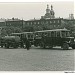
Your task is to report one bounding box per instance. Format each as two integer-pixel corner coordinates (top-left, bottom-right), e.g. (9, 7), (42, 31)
(69, 14), (74, 20)
(5, 18), (24, 28)
(24, 5), (64, 31)
(0, 4), (74, 32)
(24, 18), (63, 30)
(0, 18), (24, 29)
(24, 4), (75, 32)
(0, 18), (6, 27)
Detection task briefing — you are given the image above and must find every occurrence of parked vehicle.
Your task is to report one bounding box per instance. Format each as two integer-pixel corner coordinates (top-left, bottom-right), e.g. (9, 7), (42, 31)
(1, 36), (20, 48)
(34, 28), (75, 50)
(11, 32), (34, 48)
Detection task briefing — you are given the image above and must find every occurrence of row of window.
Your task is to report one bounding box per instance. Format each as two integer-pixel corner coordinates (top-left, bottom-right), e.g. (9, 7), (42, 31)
(6, 23), (60, 28)
(4, 20), (60, 26)
(6, 22), (22, 26)
(25, 20), (60, 25)
(35, 31), (70, 37)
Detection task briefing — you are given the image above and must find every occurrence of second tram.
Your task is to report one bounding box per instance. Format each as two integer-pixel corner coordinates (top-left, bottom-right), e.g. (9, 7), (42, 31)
(34, 29), (75, 50)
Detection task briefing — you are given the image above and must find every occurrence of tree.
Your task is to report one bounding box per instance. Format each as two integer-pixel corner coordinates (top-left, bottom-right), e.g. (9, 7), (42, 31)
(14, 27), (22, 33)
(61, 20), (75, 32)
(23, 25), (34, 32)
(1, 28), (7, 37)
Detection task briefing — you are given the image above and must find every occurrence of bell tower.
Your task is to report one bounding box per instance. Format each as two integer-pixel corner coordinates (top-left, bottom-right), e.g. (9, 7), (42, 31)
(46, 4), (50, 14)
(41, 4), (55, 19)
(44, 4), (51, 19)
(51, 5), (53, 10)
(50, 5), (55, 18)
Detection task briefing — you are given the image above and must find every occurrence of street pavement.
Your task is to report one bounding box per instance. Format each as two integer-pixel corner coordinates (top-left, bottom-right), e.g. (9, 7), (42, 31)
(0, 46), (74, 71)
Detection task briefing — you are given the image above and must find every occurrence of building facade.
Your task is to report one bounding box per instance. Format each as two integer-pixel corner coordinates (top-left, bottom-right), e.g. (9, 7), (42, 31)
(0, 18), (24, 28)
(24, 18), (63, 31)
(0, 19), (6, 27)
(24, 5), (64, 31)
(24, 4), (75, 32)
(5, 18), (24, 28)
(0, 4), (74, 32)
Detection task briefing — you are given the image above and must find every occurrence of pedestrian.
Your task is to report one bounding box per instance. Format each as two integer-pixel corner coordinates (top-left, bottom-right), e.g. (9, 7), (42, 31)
(25, 39), (31, 50)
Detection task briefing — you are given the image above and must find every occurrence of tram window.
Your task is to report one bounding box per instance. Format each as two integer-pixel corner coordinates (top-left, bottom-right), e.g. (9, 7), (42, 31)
(23, 34), (26, 38)
(29, 34), (33, 38)
(31, 35), (33, 38)
(51, 31), (55, 37)
(62, 31), (66, 37)
(28, 34), (30, 38)
(19, 35), (21, 37)
(66, 31), (70, 37)
(46, 32), (50, 37)
(47, 32), (50, 37)
(54, 32), (56, 37)
(57, 31), (60, 37)
(39, 33), (42, 36)
(38, 33), (40, 36)
(41, 33), (43, 36)
(40, 33), (42, 36)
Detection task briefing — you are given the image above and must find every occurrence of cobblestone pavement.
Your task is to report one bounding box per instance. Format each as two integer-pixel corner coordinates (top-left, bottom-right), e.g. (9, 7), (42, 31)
(0, 46), (74, 71)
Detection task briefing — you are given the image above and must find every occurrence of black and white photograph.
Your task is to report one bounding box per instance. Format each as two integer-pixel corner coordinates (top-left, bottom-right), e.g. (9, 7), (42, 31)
(0, 0), (74, 73)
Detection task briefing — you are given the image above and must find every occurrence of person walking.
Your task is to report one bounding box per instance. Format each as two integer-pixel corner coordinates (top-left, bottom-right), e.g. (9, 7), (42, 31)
(25, 39), (31, 50)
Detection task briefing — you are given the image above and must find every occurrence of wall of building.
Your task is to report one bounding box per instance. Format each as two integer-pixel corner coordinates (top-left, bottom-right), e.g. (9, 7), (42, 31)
(0, 22), (5, 27)
(24, 18), (63, 30)
(6, 20), (23, 28)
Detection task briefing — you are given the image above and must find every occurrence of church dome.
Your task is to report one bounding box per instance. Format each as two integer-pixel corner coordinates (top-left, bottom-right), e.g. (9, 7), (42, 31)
(46, 4), (50, 14)
(50, 5), (55, 15)
(41, 4), (55, 19)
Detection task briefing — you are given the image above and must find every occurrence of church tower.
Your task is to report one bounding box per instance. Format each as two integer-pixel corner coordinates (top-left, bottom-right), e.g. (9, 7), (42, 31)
(46, 4), (50, 14)
(50, 5), (55, 18)
(41, 4), (55, 19)
(44, 4), (51, 19)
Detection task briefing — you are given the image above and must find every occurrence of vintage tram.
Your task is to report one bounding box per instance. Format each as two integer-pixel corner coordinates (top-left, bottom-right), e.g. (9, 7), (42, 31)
(34, 28), (75, 50)
(0, 28), (75, 49)
(11, 32), (34, 48)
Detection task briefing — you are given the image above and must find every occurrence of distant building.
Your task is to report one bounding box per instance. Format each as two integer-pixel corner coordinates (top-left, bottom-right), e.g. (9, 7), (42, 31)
(5, 18), (24, 28)
(24, 4), (75, 31)
(24, 5), (63, 31)
(0, 18), (6, 27)
(24, 18), (64, 30)
(0, 4), (75, 32)
(69, 14), (74, 20)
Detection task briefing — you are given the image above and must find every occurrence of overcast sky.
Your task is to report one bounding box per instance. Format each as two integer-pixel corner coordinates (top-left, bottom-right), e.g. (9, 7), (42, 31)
(0, 1), (74, 20)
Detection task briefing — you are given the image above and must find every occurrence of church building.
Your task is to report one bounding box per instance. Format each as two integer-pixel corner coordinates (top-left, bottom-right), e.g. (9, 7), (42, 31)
(41, 4), (55, 19)
(24, 4), (63, 31)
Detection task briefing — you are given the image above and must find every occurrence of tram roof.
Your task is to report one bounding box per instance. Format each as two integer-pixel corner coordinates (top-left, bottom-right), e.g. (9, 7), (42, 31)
(11, 32), (33, 35)
(11, 33), (22, 35)
(22, 32), (33, 34)
(35, 29), (70, 33)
